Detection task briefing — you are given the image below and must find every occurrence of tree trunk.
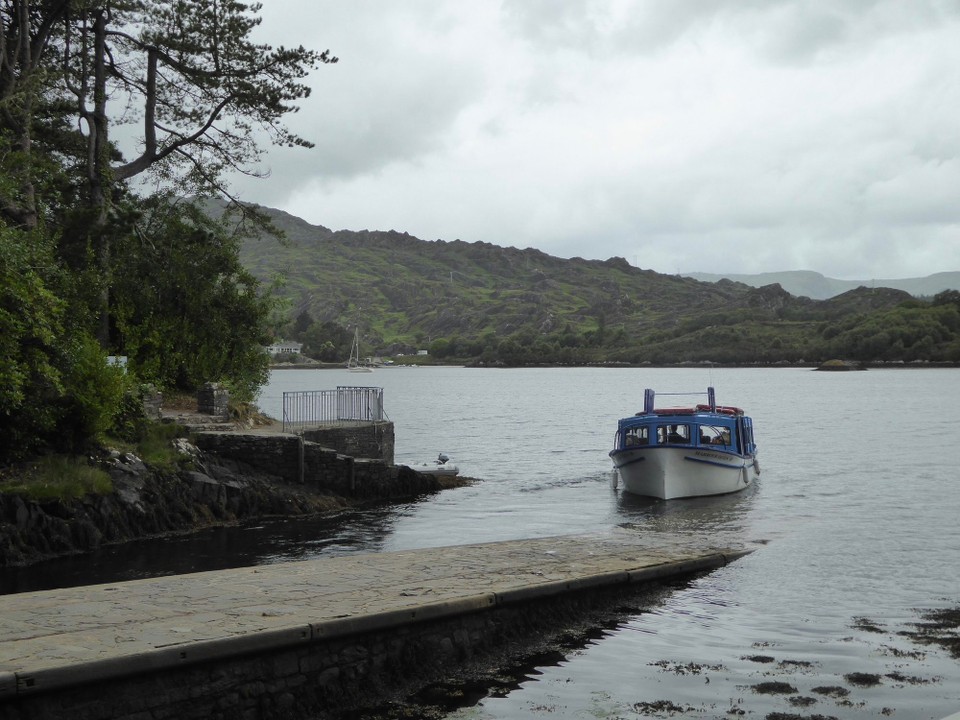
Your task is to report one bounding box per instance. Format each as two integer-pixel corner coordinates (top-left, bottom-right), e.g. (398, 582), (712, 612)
(0, 0), (38, 229)
(89, 8), (112, 348)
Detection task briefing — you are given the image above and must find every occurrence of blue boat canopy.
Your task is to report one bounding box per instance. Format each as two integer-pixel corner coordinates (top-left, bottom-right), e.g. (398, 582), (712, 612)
(613, 387), (757, 456)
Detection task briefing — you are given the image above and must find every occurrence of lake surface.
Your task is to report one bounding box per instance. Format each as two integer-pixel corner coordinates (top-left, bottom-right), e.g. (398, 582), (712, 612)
(4, 366), (960, 718)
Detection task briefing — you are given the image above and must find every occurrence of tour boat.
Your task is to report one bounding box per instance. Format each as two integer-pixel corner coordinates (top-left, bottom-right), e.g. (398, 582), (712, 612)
(609, 387), (759, 500)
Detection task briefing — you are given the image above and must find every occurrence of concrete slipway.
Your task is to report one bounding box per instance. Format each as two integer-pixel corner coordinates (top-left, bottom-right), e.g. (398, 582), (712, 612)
(0, 531), (752, 719)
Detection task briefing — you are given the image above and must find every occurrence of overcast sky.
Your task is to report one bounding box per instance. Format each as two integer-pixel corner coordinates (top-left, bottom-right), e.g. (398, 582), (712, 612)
(229, 1), (960, 281)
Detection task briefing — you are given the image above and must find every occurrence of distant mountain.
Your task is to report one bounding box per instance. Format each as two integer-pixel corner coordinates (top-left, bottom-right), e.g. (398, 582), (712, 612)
(682, 270), (960, 300)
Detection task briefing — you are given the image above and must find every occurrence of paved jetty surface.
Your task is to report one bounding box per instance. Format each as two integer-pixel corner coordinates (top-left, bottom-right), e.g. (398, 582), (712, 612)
(0, 531), (750, 694)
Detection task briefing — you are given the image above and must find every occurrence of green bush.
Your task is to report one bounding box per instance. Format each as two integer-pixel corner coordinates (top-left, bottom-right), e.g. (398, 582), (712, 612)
(0, 227), (65, 460)
(57, 335), (133, 452)
(0, 455), (112, 501)
(109, 383), (159, 443)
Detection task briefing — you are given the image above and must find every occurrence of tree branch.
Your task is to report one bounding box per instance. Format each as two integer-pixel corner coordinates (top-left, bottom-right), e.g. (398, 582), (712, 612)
(113, 91), (233, 181)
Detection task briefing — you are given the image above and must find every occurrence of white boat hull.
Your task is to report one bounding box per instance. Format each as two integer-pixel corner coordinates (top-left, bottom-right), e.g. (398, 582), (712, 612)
(611, 446), (757, 500)
(410, 463), (460, 477)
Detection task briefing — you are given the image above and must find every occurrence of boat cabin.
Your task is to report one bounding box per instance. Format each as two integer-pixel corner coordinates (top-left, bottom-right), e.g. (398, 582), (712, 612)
(614, 388), (756, 457)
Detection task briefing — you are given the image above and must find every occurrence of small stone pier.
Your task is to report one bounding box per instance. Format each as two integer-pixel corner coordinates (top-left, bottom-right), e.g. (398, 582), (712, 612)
(0, 533), (752, 720)
(192, 421), (400, 499)
(169, 385), (404, 499)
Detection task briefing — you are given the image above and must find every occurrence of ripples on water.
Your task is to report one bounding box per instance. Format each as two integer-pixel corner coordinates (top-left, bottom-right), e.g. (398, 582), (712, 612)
(4, 367), (960, 718)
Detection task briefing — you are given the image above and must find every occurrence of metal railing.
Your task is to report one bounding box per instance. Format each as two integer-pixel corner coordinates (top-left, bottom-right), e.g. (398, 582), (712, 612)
(282, 386), (385, 432)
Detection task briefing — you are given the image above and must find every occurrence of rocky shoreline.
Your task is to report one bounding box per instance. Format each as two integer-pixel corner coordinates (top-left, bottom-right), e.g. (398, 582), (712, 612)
(0, 442), (458, 568)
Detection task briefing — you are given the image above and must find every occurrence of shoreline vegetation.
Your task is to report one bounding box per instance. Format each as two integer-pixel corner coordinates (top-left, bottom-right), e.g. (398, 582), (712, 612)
(270, 359), (960, 370)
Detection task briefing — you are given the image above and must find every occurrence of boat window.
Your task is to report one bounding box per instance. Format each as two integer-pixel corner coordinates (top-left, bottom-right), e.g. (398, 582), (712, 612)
(657, 424), (690, 444)
(698, 425), (731, 447)
(743, 418), (755, 452)
(624, 427), (649, 446)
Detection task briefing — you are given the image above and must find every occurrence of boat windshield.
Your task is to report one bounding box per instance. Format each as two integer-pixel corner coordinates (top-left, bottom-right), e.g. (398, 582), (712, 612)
(657, 424), (690, 444)
(617, 419), (738, 450)
(697, 424), (731, 447)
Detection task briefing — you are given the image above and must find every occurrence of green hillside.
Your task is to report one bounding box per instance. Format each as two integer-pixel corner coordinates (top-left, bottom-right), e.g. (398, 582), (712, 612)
(239, 206), (960, 366)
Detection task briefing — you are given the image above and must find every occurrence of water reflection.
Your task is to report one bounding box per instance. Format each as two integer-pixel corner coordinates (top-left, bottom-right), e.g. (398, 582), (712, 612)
(614, 481), (757, 537)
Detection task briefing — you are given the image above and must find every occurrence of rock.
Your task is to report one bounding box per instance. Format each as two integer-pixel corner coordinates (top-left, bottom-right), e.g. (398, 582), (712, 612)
(816, 359), (866, 371)
(172, 438), (200, 457)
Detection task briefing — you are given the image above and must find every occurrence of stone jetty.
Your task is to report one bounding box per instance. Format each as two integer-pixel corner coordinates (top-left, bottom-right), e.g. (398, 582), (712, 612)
(0, 532), (752, 719)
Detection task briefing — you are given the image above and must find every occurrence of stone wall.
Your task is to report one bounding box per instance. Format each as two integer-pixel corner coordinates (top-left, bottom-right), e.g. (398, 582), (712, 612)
(197, 382), (230, 418)
(192, 424), (432, 501)
(302, 421), (394, 465)
(140, 385), (163, 421)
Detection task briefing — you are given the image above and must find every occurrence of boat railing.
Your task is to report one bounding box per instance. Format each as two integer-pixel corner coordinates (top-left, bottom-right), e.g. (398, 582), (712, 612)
(643, 387), (717, 414)
(282, 386), (386, 432)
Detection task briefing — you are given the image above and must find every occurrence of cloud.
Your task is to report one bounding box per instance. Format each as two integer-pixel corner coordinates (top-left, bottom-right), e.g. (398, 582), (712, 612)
(228, 0), (960, 280)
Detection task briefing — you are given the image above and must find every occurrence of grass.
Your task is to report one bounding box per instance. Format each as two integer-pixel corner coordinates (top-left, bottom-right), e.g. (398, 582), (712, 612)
(133, 422), (190, 470)
(0, 455), (113, 501)
(0, 420), (198, 502)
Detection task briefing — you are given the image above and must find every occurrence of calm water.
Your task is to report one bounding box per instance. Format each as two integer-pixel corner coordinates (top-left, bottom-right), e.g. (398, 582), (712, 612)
(4, 367), (960, 718)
